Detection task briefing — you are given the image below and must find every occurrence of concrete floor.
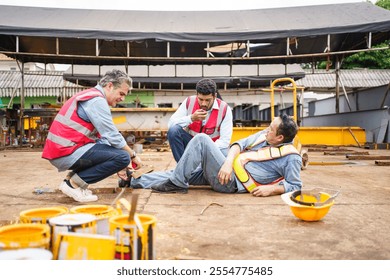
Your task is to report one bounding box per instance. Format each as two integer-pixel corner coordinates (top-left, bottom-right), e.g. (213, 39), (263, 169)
(0, 145), (389, 260)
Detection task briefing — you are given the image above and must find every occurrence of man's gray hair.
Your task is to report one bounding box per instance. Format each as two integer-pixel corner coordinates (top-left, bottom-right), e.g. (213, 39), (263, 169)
(99, 69), (132, 89)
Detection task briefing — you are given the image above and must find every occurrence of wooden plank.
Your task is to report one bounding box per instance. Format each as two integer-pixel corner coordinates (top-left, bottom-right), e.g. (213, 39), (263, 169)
(309, 148), (354, 152)
(131, 165), (154, 179)
(309, 161), (356, 166)
(375, 160), (390, 166)
(347, 155), (390, 160)
(324, 151), (369, 155)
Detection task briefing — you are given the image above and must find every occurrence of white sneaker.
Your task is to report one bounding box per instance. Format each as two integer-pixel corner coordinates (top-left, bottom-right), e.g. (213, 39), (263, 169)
(59, 181), (98, 202)
(67, 176), (93, 195)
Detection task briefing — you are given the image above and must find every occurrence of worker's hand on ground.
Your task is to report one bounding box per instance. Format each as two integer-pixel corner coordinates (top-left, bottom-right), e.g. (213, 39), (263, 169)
(250, 184), (284, 197)
(117, 168), (129, 181)
(218, 161), (233, 185)
(131, 156), (142, 170)
(191, 109), (208, 122)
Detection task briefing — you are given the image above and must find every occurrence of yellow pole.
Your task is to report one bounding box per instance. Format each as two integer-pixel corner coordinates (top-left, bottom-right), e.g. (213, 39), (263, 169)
(270, 78), (297, 122)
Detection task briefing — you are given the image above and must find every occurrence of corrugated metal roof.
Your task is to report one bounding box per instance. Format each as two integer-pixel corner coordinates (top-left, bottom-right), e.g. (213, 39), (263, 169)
(0, 71), (81, 88)
(1, 3), (389, 66)
(1, 69), (389, 98)
(0, 70), (84, 97)
(296, 69), (390, 89)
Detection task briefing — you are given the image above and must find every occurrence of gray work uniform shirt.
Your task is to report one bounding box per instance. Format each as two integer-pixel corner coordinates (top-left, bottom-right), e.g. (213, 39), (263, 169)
(232, 130), (303, 193)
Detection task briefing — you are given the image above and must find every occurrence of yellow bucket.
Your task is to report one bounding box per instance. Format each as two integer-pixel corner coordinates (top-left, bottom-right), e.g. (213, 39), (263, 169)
(70, 204), (120, 235)
(109, 214), (156, 260)
(19, 206), (68, 224)
(48, 213), (97, 251)
(0, 223), (51, 250)
(53, 232), (116, 260)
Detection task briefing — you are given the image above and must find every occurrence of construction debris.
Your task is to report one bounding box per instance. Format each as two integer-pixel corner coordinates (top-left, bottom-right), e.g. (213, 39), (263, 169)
(375, 160), (390, 166)
(346, 155), (390, 160)
(200, 202), (223, 215)
(323, 151), (369, 155)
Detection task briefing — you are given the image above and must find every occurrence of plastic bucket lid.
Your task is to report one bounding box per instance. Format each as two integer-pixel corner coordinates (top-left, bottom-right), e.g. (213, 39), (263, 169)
(70, 205), (120, 235)
(49, 213), (96, 226)
(0, 248), (53, 260)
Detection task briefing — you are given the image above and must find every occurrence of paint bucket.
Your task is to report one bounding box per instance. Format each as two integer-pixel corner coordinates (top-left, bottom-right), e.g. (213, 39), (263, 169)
(0, 248), (53, 260)
(0, 223), (51, 250)
(19, 206), (68, 224)
(109, 214), (156, 260)
(53, 232), (116, 260)
(69, 205), (120, 235)
(48, 213), (96, 251)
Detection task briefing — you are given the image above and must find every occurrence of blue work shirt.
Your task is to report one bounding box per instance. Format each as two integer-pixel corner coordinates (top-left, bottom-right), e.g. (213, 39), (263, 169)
(232, 130), (302, 193)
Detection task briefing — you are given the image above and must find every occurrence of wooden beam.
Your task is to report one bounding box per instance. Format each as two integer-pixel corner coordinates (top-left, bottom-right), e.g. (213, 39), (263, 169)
(347, 155), (390, 160)
(324, 151), (369, 155)
(375, 160), (390, 166)
(309, 148), (353, 152)
(309, 161), (355, 166)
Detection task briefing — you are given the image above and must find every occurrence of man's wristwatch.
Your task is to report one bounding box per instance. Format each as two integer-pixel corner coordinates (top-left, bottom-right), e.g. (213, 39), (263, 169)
(131, 151), (137, 159)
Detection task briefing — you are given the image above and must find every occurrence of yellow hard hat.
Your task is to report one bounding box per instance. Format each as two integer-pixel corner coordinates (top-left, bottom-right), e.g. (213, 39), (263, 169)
(281, 188), (340, 222)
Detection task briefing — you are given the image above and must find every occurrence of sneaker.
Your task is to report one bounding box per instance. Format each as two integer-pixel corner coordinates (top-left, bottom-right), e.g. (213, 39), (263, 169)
(67, 177), (94, 195)
(151, 180), (188, 194)
(65, 173), (93, 195)
(59, 180), (98, 202)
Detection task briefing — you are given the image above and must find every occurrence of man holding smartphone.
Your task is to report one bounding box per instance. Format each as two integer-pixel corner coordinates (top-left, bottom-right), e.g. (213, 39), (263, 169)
(167, 78), (233, 162)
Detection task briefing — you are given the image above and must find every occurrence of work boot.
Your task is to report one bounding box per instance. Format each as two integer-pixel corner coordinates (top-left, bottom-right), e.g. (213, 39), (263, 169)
(151, 180), (188, 194)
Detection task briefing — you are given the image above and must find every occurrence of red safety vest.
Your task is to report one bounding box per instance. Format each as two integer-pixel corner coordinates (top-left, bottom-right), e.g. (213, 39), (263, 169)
(186, 95), (228, 141)
(233, 134), (300, 192)
(42, 88), (104, 160)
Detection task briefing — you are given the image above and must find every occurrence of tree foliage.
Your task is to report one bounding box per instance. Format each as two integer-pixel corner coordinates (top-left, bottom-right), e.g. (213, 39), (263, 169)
(341, 41), (390, 69)
(314, 0), (390, 70)
(376, 0), (390, 10)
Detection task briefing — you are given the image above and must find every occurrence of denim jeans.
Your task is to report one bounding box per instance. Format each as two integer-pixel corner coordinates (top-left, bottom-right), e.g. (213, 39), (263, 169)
(69, 144), (130, 184)
(167, 124), (193, 162)
(132, 134), (236, 193)
(131, 169), (208, 189)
